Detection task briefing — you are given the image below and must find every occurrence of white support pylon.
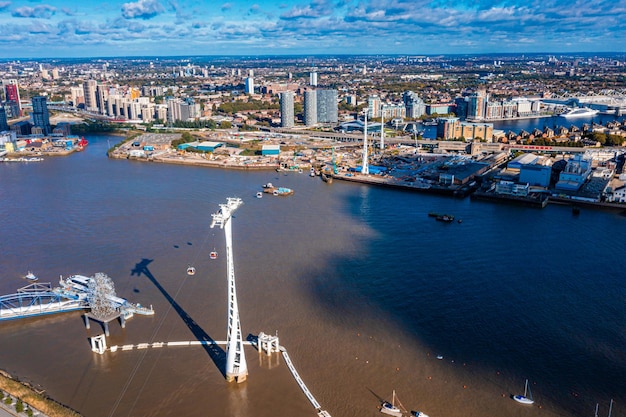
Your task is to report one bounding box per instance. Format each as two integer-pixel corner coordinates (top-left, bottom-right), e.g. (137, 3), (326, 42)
(362, 110), (369, 175)
(211, 197), (248, 383)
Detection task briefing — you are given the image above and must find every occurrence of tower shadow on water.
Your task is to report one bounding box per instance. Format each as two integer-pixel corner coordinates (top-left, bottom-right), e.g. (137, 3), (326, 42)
(131, 258), (227, 378)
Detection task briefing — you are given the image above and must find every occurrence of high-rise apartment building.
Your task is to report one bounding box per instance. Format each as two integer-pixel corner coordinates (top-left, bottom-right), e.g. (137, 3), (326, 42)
(3, 79), (21, 117)
(403, 91), (426, 118)
(70, 86), (84, 107)
(0, 107), (9, 131)
(367, 95), (381, 118)
(316, 89), (338, 123)
(304, 90), (317, 126)
(245, 77), (254, 94)
(83, 80), (98, 112)
(280, 92), (294, 128)
(96, 84), (108, 114)
(31, 96), (52, 135)
(310, 71), (318, 86)
(467, 90), (487, 120)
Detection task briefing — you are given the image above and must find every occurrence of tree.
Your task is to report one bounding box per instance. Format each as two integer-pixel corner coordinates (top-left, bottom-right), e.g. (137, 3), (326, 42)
(181, 131), (194, 142)
(220, 121), (232, 129)
(15, 399), (24, 413)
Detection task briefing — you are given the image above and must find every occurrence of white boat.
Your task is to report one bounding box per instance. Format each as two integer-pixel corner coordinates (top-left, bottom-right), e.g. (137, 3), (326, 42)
(24, 271), (38, 281)
(256, 191), (263, 198)
(380, 390), (404, 417)
(513, 379), (534, 405)
(559, 107), (599, 118)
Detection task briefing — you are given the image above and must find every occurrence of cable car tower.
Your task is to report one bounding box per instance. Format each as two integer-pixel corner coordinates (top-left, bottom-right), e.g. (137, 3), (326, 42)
(362, 109), (370, 175)
(210, 197), (248, 383)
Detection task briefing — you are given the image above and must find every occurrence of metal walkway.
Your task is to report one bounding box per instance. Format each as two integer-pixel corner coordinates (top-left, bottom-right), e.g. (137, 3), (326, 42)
(0, 275), (154, 322)
(0, 283), (87, 321)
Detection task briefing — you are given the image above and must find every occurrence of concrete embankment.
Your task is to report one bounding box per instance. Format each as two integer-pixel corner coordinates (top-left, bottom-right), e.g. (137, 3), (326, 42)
(333, 173), (472, 197)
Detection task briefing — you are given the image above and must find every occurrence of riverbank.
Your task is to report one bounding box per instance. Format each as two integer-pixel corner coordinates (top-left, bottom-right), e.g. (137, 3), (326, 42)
(0, 371), (81, 417)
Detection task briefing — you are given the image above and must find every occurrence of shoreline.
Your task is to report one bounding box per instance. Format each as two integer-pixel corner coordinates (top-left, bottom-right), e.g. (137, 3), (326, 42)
(0, 370), (81, 417)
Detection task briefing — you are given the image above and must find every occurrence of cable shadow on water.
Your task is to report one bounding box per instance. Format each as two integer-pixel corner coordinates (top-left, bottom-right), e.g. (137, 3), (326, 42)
(131, 258), (227, 378)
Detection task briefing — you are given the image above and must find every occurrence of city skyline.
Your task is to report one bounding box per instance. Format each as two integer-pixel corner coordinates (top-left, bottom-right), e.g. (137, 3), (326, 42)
(0, 0), (624, 58)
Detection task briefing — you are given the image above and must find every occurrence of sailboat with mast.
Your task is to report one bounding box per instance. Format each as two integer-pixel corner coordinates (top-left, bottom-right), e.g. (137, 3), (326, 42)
(380, 390), (405, 417)
(513, 379), (534, 405)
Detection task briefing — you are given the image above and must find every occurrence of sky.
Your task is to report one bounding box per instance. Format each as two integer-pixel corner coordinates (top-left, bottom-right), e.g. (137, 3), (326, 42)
(0, 0), (625, 58)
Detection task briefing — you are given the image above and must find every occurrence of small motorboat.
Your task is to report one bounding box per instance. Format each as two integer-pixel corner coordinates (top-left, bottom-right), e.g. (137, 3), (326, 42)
(256, 191), (263, 198)
(186, 266), (196, 276)
(210, 251), (218, 260)
(24, 271), (38, 281)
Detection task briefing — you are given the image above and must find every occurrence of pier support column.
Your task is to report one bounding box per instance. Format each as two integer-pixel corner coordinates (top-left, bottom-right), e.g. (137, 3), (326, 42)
(90, 334), (107, 354)
(258, 332), (280, 355)
(84, 314), (90, 329)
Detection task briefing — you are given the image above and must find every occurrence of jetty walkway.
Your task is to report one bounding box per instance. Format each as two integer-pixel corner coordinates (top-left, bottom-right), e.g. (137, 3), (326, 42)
(94, 335), (332, 417)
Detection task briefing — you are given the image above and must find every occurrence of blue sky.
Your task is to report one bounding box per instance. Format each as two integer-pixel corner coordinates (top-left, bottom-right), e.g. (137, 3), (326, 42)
(0, 0), (624, 58)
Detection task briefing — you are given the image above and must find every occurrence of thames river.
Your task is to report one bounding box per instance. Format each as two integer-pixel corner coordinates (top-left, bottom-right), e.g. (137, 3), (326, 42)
(0, 134), (624, 417)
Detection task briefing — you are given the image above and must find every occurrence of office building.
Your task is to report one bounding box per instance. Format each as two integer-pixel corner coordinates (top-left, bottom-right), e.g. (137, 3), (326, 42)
(280, 92), (294, 128)
(31, 96), (52, 135)
(316, 89), (338, 123)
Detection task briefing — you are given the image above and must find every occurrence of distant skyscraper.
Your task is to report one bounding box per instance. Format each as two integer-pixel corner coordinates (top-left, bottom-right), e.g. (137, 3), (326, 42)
(245, 77), (254, 94)
(0, 107), (9, 131)
(83, 80), (98, 112)
(31, 96), (51, 135)
(304, 90), (317, 126)
(316, 89), (338, 123)
(280, 92), (294, 128)
(310, 71), (318, 86)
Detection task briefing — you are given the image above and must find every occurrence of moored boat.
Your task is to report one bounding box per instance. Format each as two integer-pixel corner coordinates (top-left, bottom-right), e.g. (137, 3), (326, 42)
(272, 187), (294, 196)
(380, 390), (404, 417)
(513, 379), (534, 405)
(559, 107), (599, 118)
(75, 136), (89, 151)
(24, 271), (38, 281)
(435, 214), (454, 222)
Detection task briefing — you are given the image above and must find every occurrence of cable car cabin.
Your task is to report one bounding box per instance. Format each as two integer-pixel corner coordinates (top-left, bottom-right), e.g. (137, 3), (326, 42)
(186, 266), (196, 276)
(210, 251), (218, 260)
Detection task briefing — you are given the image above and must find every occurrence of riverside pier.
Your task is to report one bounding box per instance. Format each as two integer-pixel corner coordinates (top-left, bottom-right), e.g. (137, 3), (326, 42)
(0, 273), (154, 323)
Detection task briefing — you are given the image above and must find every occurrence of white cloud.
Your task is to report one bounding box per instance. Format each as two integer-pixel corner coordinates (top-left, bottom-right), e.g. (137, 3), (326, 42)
(122, 0), (164, 20)
(12, 4), (56, 19)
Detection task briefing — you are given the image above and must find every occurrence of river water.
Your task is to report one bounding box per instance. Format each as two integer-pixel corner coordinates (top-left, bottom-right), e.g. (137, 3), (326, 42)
(0, 134), (624, 417)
